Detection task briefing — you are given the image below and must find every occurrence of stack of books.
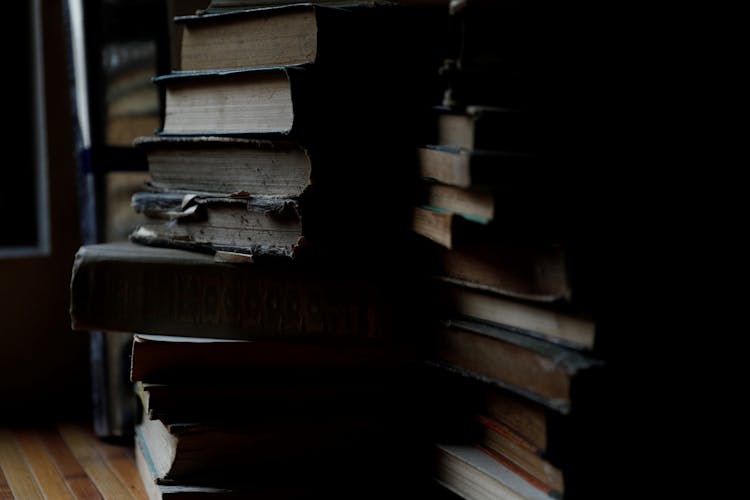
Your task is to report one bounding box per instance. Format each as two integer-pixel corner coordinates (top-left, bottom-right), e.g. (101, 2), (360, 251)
(129, 333), (423, 498)
(70, 1), (450, 497)
(410, 1), (608, 498)
(130, 2), (446, 263)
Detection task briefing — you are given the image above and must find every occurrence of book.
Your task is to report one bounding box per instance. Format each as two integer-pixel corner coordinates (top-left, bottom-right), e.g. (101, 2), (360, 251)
(203, 0), (380, 12)
(428, 371), (568, 462)
(202, 0), (448, 13)
(176, 4), (404, 72)
(412, 188), (570, 252)
(156, 67), (302, 136)
(439, 280), (596, 350)
(427, 240), (572, 303)
(476, 415), (564, 496)
(135, 410), (406, 486)
(425, 368), (574, 497)
(135, 431), (283, 499)
(433, 106), (536, 152)
(434, 443), (554, 500)
(130, 191), (305, 258)
(413, 203), (563, 248)
(131, 334), (419, 424)
(133, 136), (311, 196)
(155, 64), (438, 147)
(135, 135), (406, 202)
(418, 181), (495, 222)
(431, 318), (601, 413)
(136, 377), (409, 424)
(69, 242), (395, 340)
(411, 205), (488, 249)
(417, 178), (565, 223)
(417, 145), (536, 188)
(136, 421), (431, 498)
(129, 182), (406, 259)
(130, 334), (412, 383)
(478, 383), (557, 457)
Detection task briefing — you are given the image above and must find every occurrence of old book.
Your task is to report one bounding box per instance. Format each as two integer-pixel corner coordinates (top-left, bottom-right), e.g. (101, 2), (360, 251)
(479, 386), (554, 458)
(134, 432), (284, 499)
(430, 371), (567, 462)
(133, 136), (310, 196)
(69, 242), (394, 340)
(133, 136), (389, 199)
(135, 377), (409, 425)
(429, 240), (572, 303)
(130, 334), (411, 383)
(129, 186), (395, 259)
(434, 106), (536, 152)
(418, 181), (495, 222)
(176, 4), (390, 72)
(417, 145), (536, 188)
(432, 318), (601, 413)
(202, 0), (446, 13)
(411, 205), (485, 249)
(135, 411), (400, 486)
(426, 369), (574, 497)
(156, 67), (302, 136)
(130, 191), (304, 258)
(133, 345), (422, 425)
(477, 415), (564, 496)
(434, 443), (554, 500)
(155, 65), (440, 149)
(412, 205), (560, 251)
(439, 280), (595, 350)
(203, 0), (377, 12)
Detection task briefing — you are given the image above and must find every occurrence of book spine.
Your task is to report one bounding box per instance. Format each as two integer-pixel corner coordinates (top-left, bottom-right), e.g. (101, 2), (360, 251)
(70, 247), (391, 340)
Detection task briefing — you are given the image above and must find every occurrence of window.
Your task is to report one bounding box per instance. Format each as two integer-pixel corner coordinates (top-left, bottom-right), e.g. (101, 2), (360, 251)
(0, 0), (49, 256)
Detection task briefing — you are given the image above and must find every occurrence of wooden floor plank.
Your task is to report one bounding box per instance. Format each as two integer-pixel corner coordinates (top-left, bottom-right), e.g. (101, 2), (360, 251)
(0, 467), (14, 500)
(13, 429), (74, 500)
(0, 428), (43, 500)
(38, 428), (103, 500)
(93, 439), (148, 499)
(57, 423), (133, 499)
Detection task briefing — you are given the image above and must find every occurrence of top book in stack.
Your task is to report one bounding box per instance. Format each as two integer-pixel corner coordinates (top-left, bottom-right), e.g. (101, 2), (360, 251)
(176, 4), (376, 72)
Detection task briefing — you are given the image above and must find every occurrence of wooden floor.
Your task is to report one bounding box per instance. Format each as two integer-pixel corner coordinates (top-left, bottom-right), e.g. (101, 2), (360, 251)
(0, 423), (147, 499)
